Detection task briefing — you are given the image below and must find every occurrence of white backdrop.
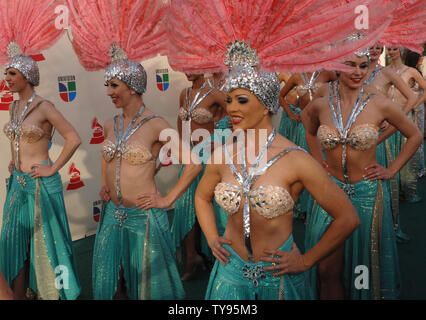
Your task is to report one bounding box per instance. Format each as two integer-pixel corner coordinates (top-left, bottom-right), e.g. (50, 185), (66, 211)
(0, 33), (282, 240)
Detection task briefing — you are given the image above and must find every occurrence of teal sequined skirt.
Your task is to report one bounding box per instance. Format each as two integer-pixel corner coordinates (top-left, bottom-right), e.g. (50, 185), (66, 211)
(305, 176), (400, 300)
(205, 235), (312, 300)
(377, 133), (410, 242)
(92, 201), (185, 300)
(0, 168), (81, 300)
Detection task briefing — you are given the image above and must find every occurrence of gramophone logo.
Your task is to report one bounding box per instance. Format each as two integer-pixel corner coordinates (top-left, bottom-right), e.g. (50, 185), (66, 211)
(58, 75), (77, 102)
(0, 80), (13, 111)
(156, 69), (169, 92)
(66, 163), (85, 190)
(90, 118), (105, 144)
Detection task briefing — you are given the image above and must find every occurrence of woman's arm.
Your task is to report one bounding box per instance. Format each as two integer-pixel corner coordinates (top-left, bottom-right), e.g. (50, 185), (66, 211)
(262, 152), (360, 274)
(30, 101), (81, 178)
(195, 160), (232, 265)
(301, 99), (325, 167)
(279, 76), (300, 122)
(364, 96), (423, 181)
(137, 118), (203, 210)
(410, 69), (426, 109)
(387, 69), (417, 114)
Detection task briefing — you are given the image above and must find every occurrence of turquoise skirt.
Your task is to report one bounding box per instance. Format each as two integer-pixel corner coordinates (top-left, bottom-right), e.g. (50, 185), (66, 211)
(305, 176), (400, 300)
(377, 133), (410, 242)
(0, 168), (81, 300)
(92, 201), (185, 300)
(205, 235), (312, 300)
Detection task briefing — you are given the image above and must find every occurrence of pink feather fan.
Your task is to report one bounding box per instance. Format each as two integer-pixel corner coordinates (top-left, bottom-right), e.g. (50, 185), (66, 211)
(0, 0), (65, 63)
(379, 0), (426, 53)
(66, 0), (168, 71)
(168, 0), (398, 73)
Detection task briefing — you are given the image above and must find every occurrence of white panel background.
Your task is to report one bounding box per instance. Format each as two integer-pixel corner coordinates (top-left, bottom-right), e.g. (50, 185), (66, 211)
(0, 33), (282, 241)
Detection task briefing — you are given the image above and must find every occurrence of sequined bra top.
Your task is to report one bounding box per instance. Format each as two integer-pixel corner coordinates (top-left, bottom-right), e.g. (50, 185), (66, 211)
(178, 107), (214, 125)
(317, 123), (379, 151)
(101, 140), (155, 165)
(214, 182), (295, 219)
(214, 145), (306, 219)
(178, 82), (215, 125)
(3, 122), (50, 143)
(296, 71), (323, 100)
(3, 98), (51, 144)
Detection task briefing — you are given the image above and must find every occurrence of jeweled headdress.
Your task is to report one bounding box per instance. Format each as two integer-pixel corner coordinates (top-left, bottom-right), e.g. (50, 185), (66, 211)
(67, 0), (167, 93)
(105, 44), (147, 94)
(168, 0), (398, 110)
(223, 40), (280, 114)
(5, 42), (40, 86)
(0, 0), (65, 86)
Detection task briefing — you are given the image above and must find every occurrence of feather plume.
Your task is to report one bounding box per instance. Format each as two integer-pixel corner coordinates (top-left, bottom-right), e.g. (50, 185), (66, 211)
(0, 0), (65, 64)
(167, 0), (398, 73)
(67, 0), (168, 70)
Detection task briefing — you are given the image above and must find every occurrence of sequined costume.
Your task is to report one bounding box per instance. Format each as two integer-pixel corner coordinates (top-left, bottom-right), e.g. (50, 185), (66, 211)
(205, 235), (312, 300)
(305, 81), (400, 299)
(93, 106), (185, 299)
(0, 162), (81, 300)
(305, 176), (400, 300)
(1, 95), (81, 299)
(167, 0), (398, 301)
(92, 201), (184, 300)
(205, 129), (312, 300)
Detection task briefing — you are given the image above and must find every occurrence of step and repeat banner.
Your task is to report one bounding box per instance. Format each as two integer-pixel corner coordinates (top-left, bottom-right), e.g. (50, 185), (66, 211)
(0, 32), (283, 241)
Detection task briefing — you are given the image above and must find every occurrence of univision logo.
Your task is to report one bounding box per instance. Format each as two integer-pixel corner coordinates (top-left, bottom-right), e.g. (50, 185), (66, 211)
(156, 69), (169, 92)
(58, 75), (77, 102)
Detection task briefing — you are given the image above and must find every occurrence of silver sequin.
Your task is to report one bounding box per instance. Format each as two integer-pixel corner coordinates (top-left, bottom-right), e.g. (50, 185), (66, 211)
(16, 176), (26, 188)
(242, 265), (265, 287)
(114, 209), (128, 228)
(223, 40), (280, 114)
(105, 59), (147, 95)
(5, 55), (40, 87)
(224, 65), (280, 114)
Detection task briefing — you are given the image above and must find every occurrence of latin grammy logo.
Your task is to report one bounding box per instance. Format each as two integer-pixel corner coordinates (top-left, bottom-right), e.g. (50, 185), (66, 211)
(66, 163), (85, 190)
(90, 118), (105, 144)
(0, 80), (13, 111)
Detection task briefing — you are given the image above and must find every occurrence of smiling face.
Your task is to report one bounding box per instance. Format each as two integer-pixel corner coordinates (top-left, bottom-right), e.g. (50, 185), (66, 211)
(340, 55), (369, 89)
(4, 67), (30, 93)
(105, 78), (136, 108)
(225, 88), (269, 131)
(369, 45), (384, 62)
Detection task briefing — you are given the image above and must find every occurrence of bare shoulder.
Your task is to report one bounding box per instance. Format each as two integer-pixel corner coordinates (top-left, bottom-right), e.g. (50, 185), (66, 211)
(37, 99), (56, 112)
(147, 114), (172, 132)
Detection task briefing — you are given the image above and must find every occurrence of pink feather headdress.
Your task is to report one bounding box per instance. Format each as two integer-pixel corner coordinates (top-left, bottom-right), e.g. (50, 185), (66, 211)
(67, 0), (167, 94)
(378, 0), (426, 53)
(167, 0), (398, 74)
(0, 0), (65, 86)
